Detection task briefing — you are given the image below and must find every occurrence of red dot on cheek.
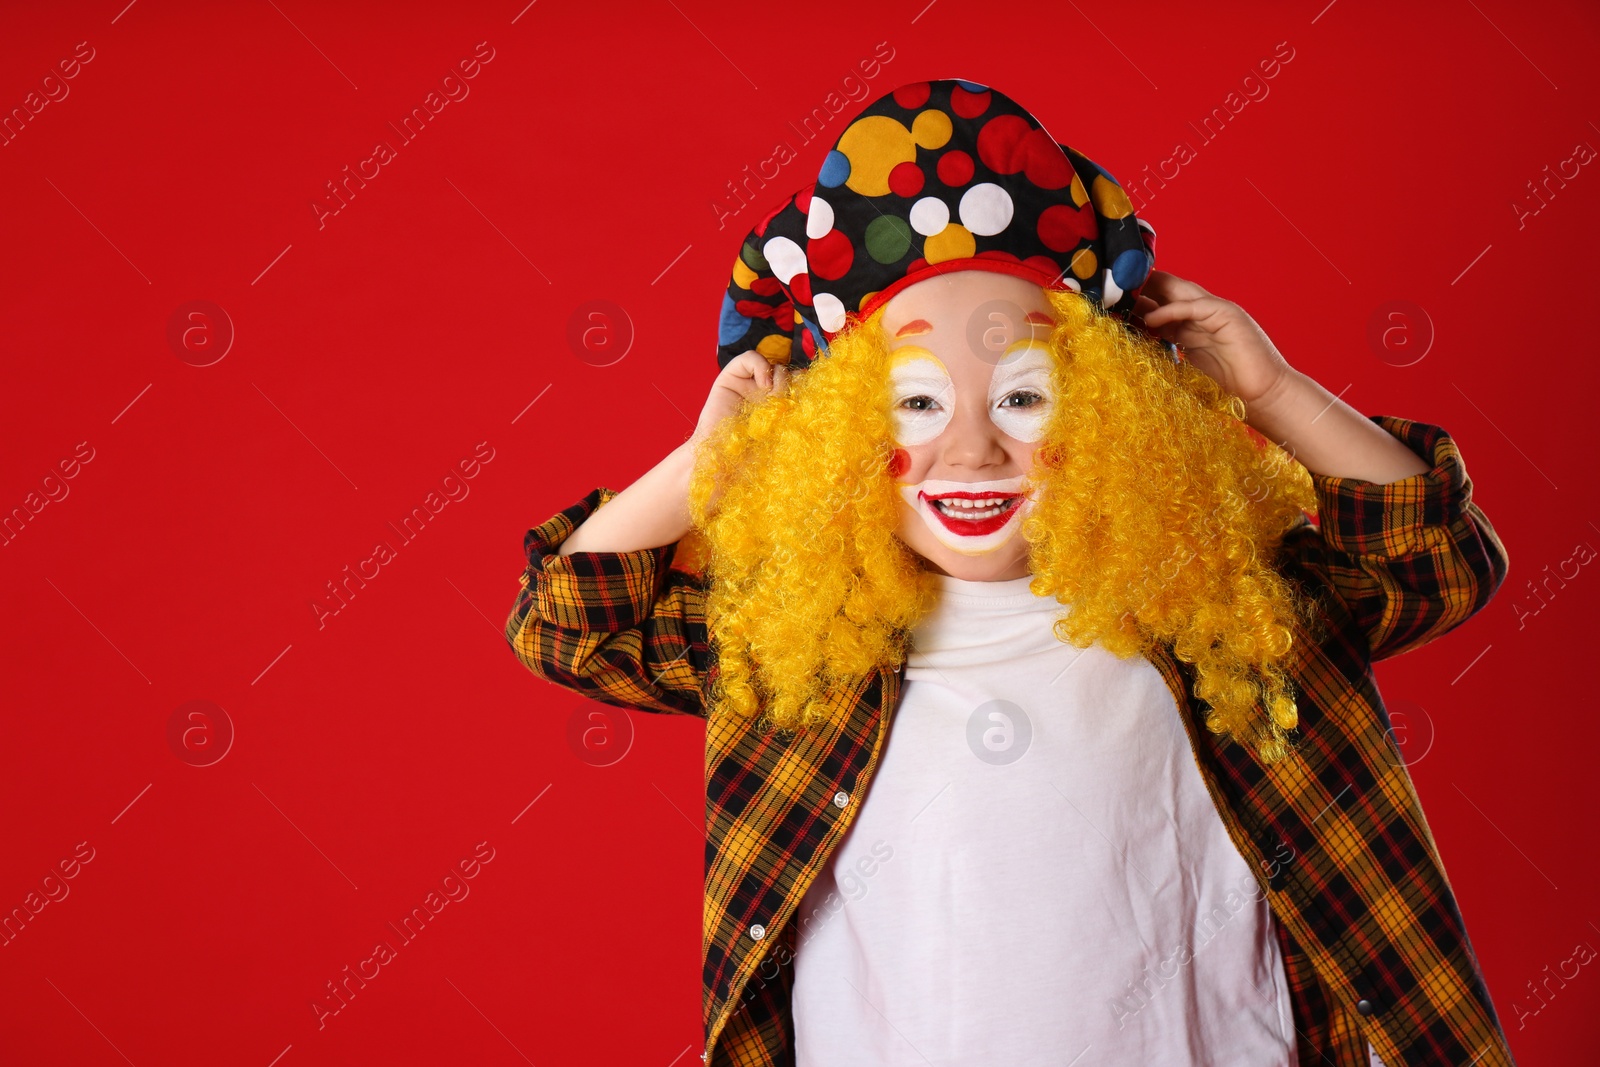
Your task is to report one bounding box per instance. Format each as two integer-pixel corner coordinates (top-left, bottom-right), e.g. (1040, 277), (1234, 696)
(887, 448), (910, 479)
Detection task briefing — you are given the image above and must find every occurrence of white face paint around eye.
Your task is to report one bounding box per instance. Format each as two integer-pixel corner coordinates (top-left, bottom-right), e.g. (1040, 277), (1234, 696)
(888, 351), (953, 447)
(888, 342), (1057, 448)
(988, 340), (1056, 443)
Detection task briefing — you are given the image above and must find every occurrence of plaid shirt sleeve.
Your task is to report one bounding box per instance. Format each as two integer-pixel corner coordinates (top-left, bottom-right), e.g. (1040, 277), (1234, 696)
(503, 487), (710, 716)
(1284, 415), (1510, 663)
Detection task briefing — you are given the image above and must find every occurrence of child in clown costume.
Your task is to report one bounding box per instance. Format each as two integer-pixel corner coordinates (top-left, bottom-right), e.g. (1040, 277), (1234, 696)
(505, 79), (1517, 1066)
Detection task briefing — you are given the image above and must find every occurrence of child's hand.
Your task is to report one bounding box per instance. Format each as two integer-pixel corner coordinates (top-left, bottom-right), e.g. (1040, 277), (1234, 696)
(693, 350), (790, 442)
(1133, 270), (1295, 411)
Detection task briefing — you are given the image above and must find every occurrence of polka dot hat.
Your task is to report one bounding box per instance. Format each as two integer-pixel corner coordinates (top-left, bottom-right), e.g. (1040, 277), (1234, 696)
(715, 77), (1160, 372)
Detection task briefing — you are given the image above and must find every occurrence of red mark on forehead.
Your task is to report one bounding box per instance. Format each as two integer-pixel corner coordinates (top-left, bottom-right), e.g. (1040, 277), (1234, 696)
(894, 319), (933, 338)
(1024, 311), (1057, 327)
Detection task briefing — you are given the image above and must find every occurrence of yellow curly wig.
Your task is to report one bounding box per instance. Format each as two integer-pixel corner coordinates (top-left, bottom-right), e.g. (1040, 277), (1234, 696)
(686, 285), (1322, 766)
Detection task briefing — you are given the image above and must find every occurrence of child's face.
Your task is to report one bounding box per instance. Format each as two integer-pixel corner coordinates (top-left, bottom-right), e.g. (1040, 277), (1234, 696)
(881, 271), (1058, 582)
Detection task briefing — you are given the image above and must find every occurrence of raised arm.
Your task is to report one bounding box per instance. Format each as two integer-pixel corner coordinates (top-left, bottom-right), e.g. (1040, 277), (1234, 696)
(556, 440), (699, 554)
(559, 349), (788, 554)
(1240, 360), (1508, 663)
(503, 350), (790, 714)
(505, 480), (710, 716)
(1133, 271), (1510, 663)
(1277, 414), (1509, 662)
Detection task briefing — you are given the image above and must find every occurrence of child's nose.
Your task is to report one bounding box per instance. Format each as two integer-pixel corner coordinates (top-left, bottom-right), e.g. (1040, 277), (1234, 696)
(938, 407), (1012, 464)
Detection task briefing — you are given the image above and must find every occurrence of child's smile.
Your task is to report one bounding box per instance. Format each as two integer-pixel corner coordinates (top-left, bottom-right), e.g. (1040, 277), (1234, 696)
(902, 477), (1030, 545)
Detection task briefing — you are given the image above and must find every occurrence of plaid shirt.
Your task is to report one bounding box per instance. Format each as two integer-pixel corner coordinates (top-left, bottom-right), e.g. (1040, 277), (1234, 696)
(504, 415), (1517, 1067)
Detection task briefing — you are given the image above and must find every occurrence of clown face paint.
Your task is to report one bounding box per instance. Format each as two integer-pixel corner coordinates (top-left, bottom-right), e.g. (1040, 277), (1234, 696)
(888, 339), (1056, 445)
(881, 270), (1061, 581)
(886, 350), (954, 447)
(888, 337), (1055, 558)
(898, 474), (1036, 555)
(987, 340), (1055, 443)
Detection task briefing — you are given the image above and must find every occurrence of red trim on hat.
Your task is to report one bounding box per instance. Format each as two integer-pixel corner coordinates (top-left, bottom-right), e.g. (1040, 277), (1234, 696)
(840, 258), (1075, 337)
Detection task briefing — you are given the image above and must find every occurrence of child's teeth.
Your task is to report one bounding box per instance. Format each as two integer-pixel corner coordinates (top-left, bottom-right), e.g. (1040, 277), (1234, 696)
(934, 497), (1012, 519)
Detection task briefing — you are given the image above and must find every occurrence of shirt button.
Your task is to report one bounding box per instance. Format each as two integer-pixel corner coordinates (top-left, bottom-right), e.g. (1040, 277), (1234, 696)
(833, 790), (849, 808)
(749, 923), (766, 941)
(1356, 998), (1374, 1016)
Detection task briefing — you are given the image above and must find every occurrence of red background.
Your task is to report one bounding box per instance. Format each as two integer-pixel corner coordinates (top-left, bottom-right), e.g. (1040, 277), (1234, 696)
(1, 1), (1596, 1063)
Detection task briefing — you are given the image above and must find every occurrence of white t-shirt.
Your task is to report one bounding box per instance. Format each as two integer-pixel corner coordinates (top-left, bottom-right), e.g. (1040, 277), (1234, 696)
(790, 572), (1301, 1066)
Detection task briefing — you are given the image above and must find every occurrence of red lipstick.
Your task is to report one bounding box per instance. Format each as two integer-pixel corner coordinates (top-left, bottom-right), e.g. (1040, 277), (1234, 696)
(919, 490), (1024, 536)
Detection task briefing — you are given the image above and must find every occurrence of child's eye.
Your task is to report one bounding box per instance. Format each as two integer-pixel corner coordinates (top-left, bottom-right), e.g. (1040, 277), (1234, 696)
(897, 391), (1044, 412)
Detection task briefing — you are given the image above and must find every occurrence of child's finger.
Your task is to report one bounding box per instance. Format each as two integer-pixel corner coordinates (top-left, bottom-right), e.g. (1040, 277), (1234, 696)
(755, 353), (777, 386)
(1144, 270), (1209, 300)
(726, 351), (767, 390)
(1143, 297), (1202, 328)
